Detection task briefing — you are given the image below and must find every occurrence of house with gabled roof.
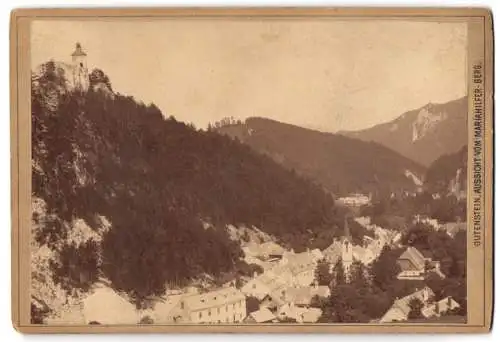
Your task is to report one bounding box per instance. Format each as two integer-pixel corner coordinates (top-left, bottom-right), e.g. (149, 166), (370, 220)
(300, 307), (323, 323)
(260, 241), (286, 260)
(282, 284), (331, 307)
(276, 303), (323, 323)
(279, 249), (323, 287)
(379, 286), (435, 323)
(323, 240), (343, 265)
(243, 241), (286, 261)
(260, 281), (331, 312)
(396, 246), (445, 280)
(241, 271), (287, 301)
(181, 286), (246, 324)
(397, 247), (426, 275)
(421, 296), (460, 318)
(245, 307), (277, 323)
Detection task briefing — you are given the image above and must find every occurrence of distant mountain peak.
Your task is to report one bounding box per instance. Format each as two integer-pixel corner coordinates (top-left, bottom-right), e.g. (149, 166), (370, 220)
(340, 96), (467, 166)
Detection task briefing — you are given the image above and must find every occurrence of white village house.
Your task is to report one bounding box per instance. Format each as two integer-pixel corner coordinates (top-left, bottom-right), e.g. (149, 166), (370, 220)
(335, 193), (371, 207)
(278, 248), (323, 287)
(181, 287), (246, 324)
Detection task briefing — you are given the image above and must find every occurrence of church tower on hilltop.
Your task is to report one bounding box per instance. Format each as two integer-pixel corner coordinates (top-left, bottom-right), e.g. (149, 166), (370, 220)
(341, 215), (353, 276)
(71, 42), (89, 91)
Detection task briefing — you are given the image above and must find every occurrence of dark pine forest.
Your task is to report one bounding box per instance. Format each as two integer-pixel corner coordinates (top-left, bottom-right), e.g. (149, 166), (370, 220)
(32, 62), (368, 302)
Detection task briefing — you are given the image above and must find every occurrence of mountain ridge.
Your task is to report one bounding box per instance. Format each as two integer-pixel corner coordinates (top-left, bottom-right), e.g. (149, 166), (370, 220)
(339, 96), (467, 166)
(216, 116), (426, 197)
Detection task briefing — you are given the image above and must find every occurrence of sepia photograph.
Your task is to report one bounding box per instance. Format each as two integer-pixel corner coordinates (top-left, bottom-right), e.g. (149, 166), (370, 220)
(10, 8), (492, 333)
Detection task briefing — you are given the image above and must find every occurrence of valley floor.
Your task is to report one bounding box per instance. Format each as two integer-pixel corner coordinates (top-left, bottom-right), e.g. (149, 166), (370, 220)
(38, 196), (466, 325)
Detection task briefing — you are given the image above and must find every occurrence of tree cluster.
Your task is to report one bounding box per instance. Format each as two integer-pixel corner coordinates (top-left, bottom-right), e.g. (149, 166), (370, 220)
(314, 224), (466, 323)
(361, 189), (466, 232)
(425, 145), (467, 195)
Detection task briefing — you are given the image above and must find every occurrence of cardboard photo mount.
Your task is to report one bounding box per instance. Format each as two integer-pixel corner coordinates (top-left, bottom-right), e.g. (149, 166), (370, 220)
(11, 7), (494, 334)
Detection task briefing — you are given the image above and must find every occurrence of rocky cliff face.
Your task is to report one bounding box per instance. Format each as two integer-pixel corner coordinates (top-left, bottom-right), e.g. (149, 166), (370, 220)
(340, 97), (467, 166)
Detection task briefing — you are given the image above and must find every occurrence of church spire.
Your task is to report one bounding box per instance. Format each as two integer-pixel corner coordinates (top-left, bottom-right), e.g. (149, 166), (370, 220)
(344, 215), (352, 242)
(341, 213), (353, 281)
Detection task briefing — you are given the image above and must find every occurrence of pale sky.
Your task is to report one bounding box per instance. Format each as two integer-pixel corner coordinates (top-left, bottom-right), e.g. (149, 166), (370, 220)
(31, 19), (467, 132)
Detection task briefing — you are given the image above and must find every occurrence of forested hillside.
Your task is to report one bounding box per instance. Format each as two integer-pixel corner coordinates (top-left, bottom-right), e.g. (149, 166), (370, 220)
(216, 117), (425, 196)
(424, 145), (467, 195)
(31, 61), (356, 305)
